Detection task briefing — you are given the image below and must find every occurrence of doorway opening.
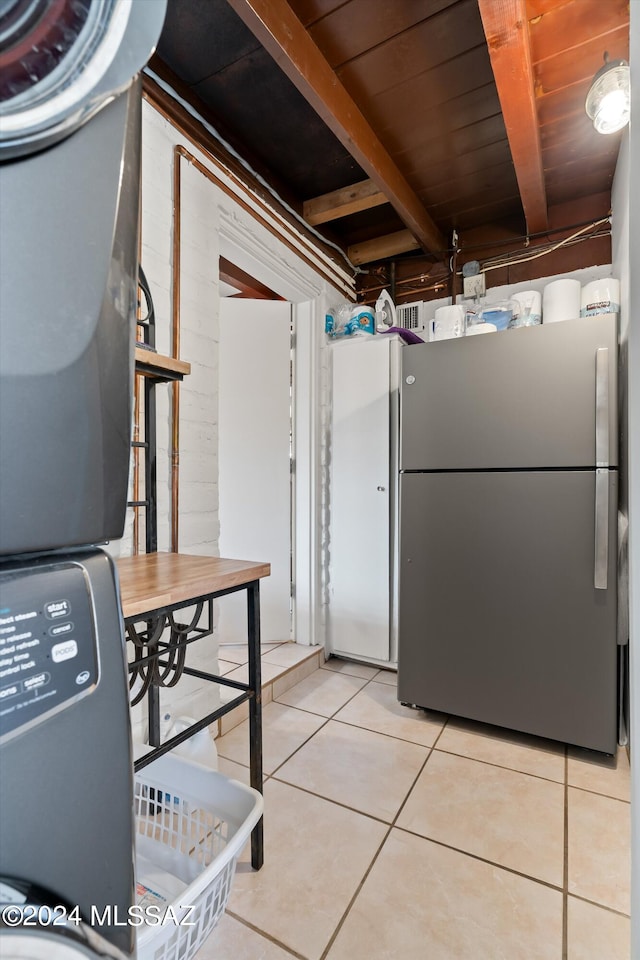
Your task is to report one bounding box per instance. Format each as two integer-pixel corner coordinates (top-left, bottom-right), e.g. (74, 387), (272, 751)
(217, 258), (295, 648)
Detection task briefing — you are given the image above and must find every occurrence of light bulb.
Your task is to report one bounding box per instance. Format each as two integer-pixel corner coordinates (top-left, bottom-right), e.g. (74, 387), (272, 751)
(594, 89), (630, 134)
(585, 58), (630, 135)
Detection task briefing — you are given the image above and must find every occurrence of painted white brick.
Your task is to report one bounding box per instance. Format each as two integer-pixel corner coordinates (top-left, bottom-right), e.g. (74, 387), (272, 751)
(181, 448), (218, 479)
(178, 482), (217, 515)
(123, 99), (348, 726)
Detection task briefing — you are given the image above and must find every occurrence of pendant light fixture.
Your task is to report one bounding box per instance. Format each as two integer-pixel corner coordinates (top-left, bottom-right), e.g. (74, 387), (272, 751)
(585, 52), (631, 135)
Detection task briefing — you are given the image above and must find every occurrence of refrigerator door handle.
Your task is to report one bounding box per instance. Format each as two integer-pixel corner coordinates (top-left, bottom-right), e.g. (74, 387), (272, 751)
(594, 468), (609, 590)
(595, 347), (609, 468)
(594, 347), (609, 590)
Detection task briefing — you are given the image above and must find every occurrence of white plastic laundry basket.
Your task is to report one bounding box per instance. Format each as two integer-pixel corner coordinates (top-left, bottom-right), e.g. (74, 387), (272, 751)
(134, 753), (263, 960)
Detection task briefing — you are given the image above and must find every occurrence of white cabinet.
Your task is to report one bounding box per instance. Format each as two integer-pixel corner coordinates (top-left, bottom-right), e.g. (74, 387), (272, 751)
(328, 336), (399, 666)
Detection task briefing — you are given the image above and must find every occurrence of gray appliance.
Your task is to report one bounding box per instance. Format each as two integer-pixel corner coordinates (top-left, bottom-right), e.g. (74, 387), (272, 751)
(0, 550), (135, 958)
(0, 1), (166, 957)
(397, 314), (618, 754)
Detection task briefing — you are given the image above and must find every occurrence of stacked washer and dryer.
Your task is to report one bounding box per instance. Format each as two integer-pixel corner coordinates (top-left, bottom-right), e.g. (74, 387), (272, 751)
(0, 2), (166, 957)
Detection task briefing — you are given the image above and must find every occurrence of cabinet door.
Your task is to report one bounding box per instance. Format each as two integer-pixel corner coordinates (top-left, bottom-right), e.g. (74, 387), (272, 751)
(329, 338), (390, 663)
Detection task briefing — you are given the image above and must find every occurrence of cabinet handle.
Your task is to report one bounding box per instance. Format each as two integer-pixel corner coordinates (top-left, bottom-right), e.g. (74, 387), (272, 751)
(377, 485), (386, 492)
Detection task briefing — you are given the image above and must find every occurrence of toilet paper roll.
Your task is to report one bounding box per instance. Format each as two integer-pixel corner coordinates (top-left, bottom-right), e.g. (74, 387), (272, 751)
(511, 290), (542, 326)
(580, 278), (620, 317)
(466, 323), (497, 335)
(542, 278), (581, 324)
(433, 304), (465, 340)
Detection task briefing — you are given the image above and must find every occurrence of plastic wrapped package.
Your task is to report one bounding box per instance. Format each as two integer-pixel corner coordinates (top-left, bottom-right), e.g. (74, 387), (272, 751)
(326, 303), (375, 338)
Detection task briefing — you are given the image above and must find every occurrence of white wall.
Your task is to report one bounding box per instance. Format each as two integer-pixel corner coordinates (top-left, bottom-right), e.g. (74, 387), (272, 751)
(127, 104), (223, 738)
(421, 264), (616, 331)
(109, 101), (345, 740)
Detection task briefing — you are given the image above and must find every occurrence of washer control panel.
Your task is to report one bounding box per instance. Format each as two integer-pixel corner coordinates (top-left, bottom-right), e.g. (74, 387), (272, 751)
(0, 563), (98, 740)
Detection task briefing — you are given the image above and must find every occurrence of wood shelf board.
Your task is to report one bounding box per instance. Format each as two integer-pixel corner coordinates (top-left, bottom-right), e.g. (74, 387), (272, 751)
(116, 551), (271, 619)
(134, 347), (191, 381)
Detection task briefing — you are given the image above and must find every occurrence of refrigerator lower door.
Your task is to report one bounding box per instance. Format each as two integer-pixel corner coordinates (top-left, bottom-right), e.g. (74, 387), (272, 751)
(398, 470), (618, 753)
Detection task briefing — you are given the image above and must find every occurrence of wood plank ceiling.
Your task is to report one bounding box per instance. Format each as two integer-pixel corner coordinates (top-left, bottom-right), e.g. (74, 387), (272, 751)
(151, 0), (629, 303)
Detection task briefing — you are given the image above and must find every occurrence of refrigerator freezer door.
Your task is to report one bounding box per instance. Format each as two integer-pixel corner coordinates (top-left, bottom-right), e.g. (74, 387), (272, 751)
(397, 470), (618, 753)
(399, 313), (618, 470)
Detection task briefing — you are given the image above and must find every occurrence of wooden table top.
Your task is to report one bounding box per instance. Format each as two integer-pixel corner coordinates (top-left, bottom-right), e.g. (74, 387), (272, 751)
(116, 552), (271, 620)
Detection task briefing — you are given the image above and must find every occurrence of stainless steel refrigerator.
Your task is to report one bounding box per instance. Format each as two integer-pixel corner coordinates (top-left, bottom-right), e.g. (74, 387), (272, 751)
(397, 313), (618, 754)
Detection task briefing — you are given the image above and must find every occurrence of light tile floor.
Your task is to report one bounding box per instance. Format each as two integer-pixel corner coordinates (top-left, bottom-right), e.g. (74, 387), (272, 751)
(197, 654), (630, 960)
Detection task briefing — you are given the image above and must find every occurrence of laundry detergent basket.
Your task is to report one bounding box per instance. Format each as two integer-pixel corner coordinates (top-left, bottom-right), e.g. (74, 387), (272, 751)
(134, 753), (263, 960)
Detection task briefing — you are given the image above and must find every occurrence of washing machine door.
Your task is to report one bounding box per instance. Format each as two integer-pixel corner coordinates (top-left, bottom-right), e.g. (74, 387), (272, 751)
(0, 922), (130, 960)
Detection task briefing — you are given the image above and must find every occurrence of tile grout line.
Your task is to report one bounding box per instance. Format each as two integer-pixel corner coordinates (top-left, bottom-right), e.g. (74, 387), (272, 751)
(316, 824), (393, 960)
(274, 693), (628, 803)
(267, 671), (382, 778)
(245, 709), (447, 960)
(224, 909), (308, 960)
(564, 781), (631, 805)
(396, 715), (569, 897)
(329, 714), (444, 750)
(394, 823), (566, 896)
(225, 727), (628, 922)
(266, 715), (333, 779)
(268, 774), (399, 828)
(262, 776), (629, 932)
(230, 666), (627, 938)
(275, 666), (610, 785)
(319, 664), (383, 680)
(225, 666), (628, 956)
(317, 729), (443, 960)
(431, 744), (565, 785)
(264, 651), (323, 673)
(224, 673), (628, 835)
(277, 706), (571, 789)
(218, 675), (383, 772)
(563, 746), (569, 960)
(566, 891), (632, 920)
(318, 718), (453, 958)
(274, 668), (377, 719)
(267, 670), (448, 782)
(399, 714), (569, 896)
(218, 650), (321, 733)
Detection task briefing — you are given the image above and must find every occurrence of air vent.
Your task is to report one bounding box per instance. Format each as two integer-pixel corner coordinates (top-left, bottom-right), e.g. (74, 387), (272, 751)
(396, 301), (426, 332)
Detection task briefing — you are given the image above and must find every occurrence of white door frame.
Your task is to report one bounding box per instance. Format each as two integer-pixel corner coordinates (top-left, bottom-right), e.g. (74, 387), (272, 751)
(292, 299), (324, 647)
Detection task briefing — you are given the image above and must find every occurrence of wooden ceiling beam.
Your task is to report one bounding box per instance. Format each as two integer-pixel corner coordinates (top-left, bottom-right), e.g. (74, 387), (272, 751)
(348, 230), (420, 266)
(303, 179), (388, 226)
(219, 257), (285, 300)
(478, 0), (549, 235)
(226, 0), (446, 257)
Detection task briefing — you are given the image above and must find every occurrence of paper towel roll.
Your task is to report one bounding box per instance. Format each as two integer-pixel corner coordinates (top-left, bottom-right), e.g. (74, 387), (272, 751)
(433, 304), (465, 340)
(466, 323), (497, 335)
(580, 278), (620, 317)
(511, 290), (542, 326)
(542, 278), (581, 324)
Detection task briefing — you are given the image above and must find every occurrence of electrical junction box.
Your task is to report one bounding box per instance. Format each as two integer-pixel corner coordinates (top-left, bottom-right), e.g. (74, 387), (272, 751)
(463, 273), (486, 299)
